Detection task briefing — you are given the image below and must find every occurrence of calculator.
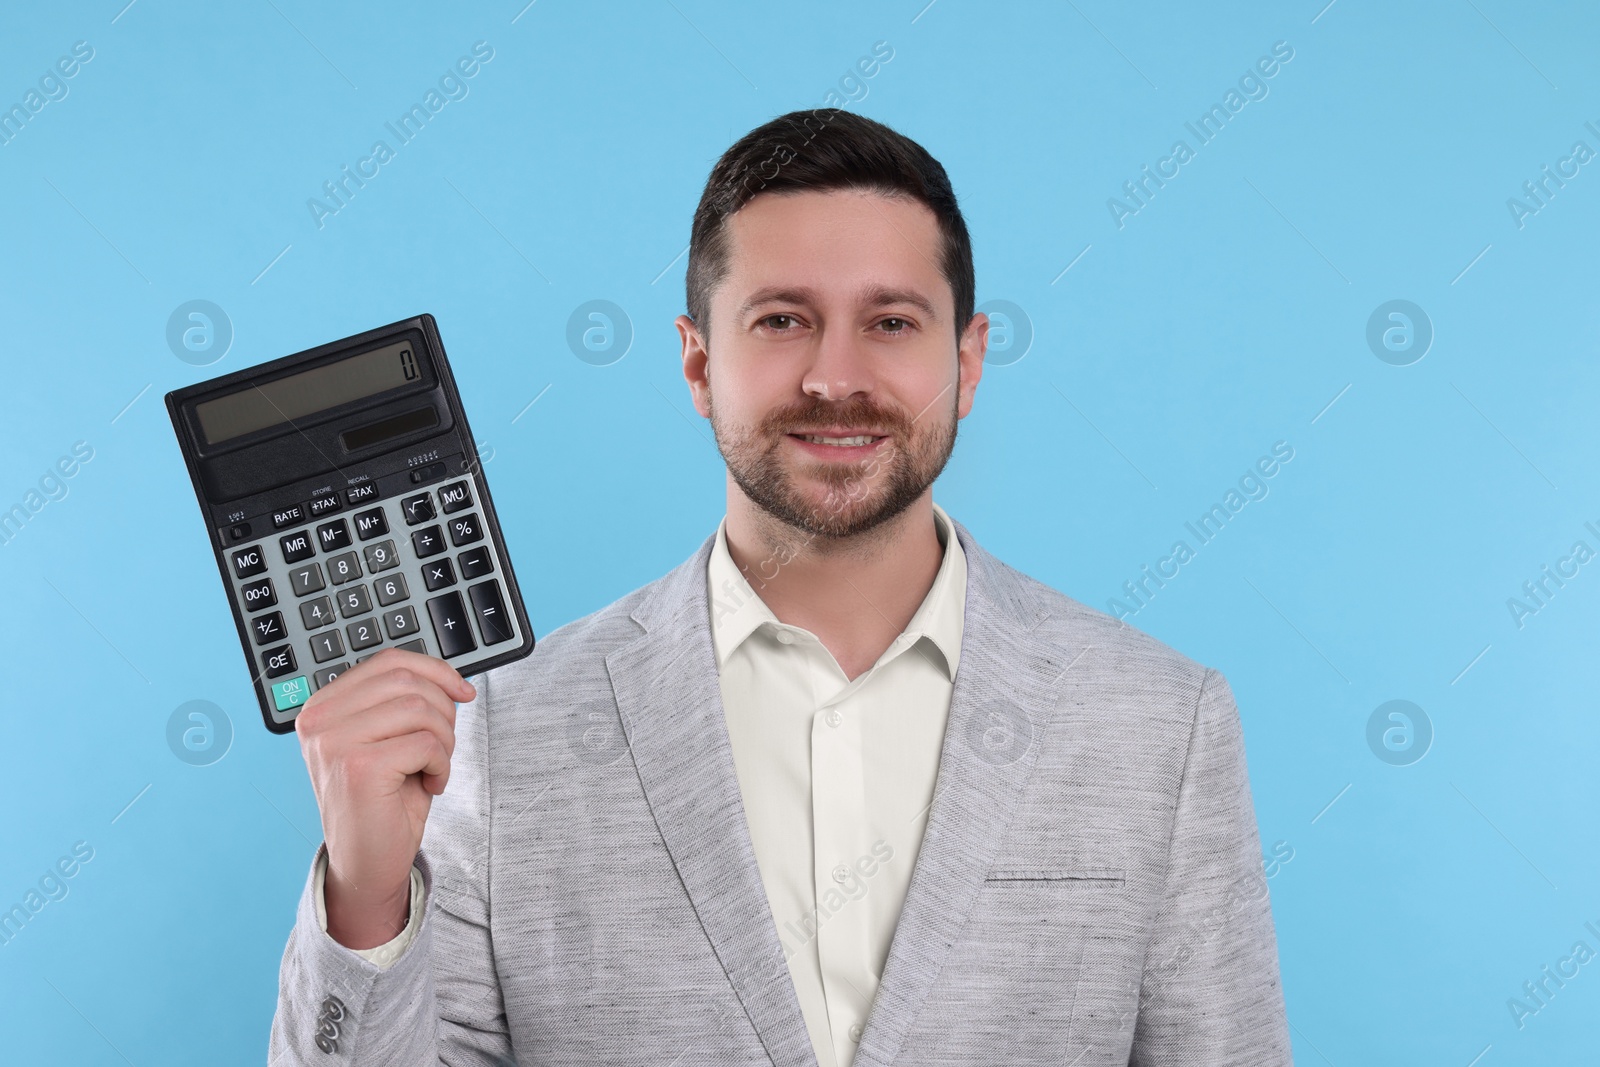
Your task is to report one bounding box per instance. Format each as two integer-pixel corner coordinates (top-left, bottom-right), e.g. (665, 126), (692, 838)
(166, 314), (535, 734)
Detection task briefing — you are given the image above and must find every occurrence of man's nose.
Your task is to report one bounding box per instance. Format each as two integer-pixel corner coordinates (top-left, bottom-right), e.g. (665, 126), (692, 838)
(800, 327), (872, 402)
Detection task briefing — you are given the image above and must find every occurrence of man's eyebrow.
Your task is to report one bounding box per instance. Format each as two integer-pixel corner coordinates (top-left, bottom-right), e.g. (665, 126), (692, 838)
(736, 284), (940, 322)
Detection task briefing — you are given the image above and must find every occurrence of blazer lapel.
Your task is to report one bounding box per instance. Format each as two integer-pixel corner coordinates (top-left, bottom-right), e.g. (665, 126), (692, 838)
(605, 534), (819, 1067)
(851, 518), (1085, 1067)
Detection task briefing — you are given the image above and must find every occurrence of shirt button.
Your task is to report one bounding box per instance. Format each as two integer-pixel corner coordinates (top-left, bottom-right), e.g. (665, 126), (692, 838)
(832, 864), (851, 884)
(825, 709), (843, 728)
(848, 1023), (863, 1042)
(775, 630), (795, 645)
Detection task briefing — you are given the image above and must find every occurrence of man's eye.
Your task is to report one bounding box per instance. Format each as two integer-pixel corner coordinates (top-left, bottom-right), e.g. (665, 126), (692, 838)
(760, 314), (798, 331)
(878, 317), (910, 333)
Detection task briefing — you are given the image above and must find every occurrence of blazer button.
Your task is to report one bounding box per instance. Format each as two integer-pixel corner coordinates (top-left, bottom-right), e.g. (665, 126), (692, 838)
(849, 1022), (863, 1042)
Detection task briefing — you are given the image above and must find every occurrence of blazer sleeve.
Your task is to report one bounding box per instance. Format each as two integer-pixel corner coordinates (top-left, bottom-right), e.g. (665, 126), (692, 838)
(1129, 668), (1292, 1066)
(266, 668), (516, 1065)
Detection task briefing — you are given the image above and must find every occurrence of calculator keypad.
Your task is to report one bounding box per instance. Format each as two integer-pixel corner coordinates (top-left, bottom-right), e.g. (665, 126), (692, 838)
(223, 472), (523, 724)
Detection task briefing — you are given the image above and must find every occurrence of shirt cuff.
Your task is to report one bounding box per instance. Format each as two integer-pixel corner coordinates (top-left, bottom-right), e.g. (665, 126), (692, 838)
(312, 848), (425, 970)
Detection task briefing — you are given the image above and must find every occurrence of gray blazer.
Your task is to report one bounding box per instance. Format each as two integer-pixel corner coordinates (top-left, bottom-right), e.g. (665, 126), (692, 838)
(269, 516), (1292, 1065)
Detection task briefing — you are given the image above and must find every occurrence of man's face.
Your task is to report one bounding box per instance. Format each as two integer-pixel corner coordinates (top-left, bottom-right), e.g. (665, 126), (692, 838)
(678, 188), (986, 541)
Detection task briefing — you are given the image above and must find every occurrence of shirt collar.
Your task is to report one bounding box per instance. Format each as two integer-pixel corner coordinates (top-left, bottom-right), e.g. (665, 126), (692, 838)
(706, 501), (966, 679)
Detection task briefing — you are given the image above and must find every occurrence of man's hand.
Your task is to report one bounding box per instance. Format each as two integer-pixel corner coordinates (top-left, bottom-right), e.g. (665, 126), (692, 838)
(293, 647), (476, 950)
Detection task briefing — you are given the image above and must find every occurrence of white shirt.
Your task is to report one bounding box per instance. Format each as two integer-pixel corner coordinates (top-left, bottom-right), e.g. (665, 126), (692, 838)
(708, 501), (965, 1067)
(314, 502), (967, 1067)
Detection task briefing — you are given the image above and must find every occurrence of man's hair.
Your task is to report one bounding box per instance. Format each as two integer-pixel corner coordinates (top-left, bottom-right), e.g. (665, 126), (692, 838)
(685, 108), (974, 341)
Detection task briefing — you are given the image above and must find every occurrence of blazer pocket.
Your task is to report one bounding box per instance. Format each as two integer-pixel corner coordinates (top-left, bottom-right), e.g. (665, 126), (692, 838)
(984, 865), (1125, 885)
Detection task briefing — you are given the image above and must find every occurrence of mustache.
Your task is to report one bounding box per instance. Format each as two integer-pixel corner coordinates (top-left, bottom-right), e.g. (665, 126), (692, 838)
(758, 397), (912, 438)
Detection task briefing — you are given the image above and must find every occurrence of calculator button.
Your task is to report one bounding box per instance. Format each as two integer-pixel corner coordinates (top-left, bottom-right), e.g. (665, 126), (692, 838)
(427, 592), (478, 658)
(335, 585), (372, 618)
(327, 552), (362, 584)
(300, 596), (336, 630)
(251, 611), (286, 646)
(279, 529), (315, 564)
(439, 481), (473, 514)
(288, 562), (326, 597)
(272, 505), (306, 528)
(364, 539), (400, 573)
(263, 644), (297, 678)
(227, 522), (252, 542)
(239, 577), (277, 612)
(317, 519), (352, 552)
(353, 507), (389, 541)
(347, 617), (383, 650)
(346, 483), (379, 505)
(374, 573), (410, 607)
(313, 663), (350, 688)
(468, 580), (514, 645)
(230, 544), (267, 580)
(271, 676), (311, 711)
(448, 513), (484, 547)
(309, 629), (346, 664)
(423, 557), (456, 591)
(383, 605), (420, 640)
(401, 493), (435, 525)
(395, 639), (427, 654)
(458, 546), (494, 580)
(308, 495), (342, 517)
(411, 525), (446, 558)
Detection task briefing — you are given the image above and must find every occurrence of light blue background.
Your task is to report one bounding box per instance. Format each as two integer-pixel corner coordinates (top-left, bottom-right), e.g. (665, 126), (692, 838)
(2, 1), (1596, 1063)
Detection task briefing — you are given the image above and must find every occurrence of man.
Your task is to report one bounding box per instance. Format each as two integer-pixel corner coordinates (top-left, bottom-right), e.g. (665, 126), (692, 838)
(270, 109), (1291, 1066)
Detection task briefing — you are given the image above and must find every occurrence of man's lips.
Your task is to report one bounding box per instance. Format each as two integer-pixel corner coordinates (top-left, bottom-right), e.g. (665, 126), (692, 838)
(784, 431), (890, 457)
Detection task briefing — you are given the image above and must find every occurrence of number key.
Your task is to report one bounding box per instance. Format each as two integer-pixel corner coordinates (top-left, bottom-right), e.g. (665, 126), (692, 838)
(383, 605), (420, 640)
(346, 617), (382, 651)
(374, 573), (409, 606)
(289, 562), (326, 597)
(335, 585), (371, 618)
(364, 539), (399, 573)
(240, 577), (277, 612)
(327, 552), (362, 585)
(300, 596), (336, 630)
(310, 629), (346, 664)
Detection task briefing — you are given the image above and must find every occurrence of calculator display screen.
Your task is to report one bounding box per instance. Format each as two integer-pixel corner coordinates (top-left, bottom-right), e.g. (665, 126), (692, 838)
(195, 339), (425, 445)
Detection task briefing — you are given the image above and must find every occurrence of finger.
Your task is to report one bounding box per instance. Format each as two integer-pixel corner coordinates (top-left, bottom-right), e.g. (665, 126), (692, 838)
(313, 664), (463, 734)
(336, 647), (476, 703)
(367, 730), (452, 790)
(352, 699), (457, 768)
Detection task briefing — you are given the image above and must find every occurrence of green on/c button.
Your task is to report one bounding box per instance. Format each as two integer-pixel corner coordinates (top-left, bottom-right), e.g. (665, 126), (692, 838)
(272, 676), (311, 711)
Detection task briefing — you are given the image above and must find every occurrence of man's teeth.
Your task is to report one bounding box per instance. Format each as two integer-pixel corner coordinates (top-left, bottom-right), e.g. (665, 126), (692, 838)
(799, 434), (877, 446)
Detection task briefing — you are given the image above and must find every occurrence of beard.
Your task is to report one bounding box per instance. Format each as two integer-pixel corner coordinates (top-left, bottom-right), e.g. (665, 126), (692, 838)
(707, 384), (959, 542)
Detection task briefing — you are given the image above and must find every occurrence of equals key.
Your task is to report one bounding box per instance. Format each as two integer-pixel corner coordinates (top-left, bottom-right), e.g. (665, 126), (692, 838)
(468, 580), (514, 646)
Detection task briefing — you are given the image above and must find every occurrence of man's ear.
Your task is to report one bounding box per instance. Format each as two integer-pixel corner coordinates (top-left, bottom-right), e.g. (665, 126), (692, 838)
(956, 311), (988, 419)
(676, 314), (713, 418)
